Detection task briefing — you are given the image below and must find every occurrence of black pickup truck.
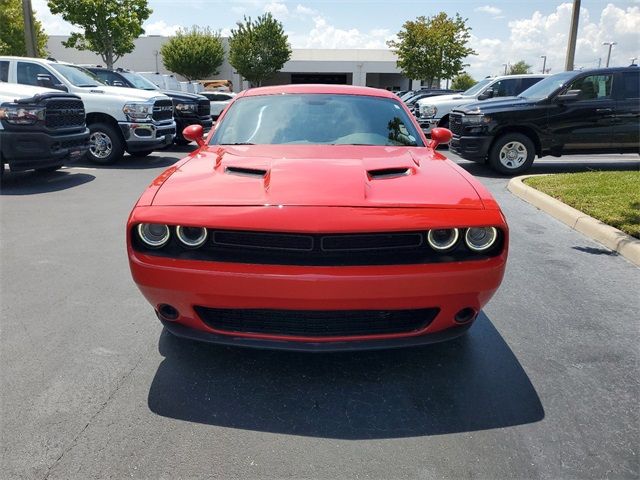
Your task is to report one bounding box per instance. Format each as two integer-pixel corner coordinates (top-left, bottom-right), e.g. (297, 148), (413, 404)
(449, 66), (639, 174)
(86, 67), (213, 146)
(1, 83), (89, 180)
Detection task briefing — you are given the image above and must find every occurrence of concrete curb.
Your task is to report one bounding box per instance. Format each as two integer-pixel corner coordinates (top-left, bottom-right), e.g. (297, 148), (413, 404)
(507, 174), (640, 267)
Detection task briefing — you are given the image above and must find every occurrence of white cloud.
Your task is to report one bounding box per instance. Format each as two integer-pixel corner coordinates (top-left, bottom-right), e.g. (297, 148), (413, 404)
(295, 4), (318, 16)
(264, 1), (289, 17)
(32, 0), (76, 35)
(465, 3), (640, 79)
(475, 5), (503, 16)
(144, 20), (182, 37)
(291, 16), (394, 49)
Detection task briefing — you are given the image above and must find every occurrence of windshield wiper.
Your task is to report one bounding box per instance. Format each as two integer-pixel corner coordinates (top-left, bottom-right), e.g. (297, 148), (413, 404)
(220, 142), (255, 145)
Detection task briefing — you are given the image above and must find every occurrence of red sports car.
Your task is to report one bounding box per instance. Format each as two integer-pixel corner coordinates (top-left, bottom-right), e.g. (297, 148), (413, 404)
(127, 84), (508, 351)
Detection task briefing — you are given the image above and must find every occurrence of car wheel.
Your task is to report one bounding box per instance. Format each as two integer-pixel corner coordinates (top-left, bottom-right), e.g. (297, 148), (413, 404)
(488, 133), (535, 175)
(35, 165), (63, 173)
(87, 123), (124, 165)
(128, 150), (154, 158)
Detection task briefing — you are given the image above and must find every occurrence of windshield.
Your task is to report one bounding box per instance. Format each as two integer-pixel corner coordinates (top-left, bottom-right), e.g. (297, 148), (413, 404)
(463, 78), (493, 96)
(120, 72), (158, 90)
(519, 71), (577, 100)
(212, 94), (424, 147)
(51, 64), (104, 87)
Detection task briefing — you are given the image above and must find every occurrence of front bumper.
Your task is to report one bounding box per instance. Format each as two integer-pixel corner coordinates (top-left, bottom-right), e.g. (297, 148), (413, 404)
(419, 118), (440, 134)
(119, 120), (176, 153)
(449, 135), (493, 161)
(0, 128), (89, 171)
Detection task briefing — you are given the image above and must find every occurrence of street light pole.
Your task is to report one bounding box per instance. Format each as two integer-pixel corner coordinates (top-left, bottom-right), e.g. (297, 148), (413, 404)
(603, 42), (617, 67)
(631, 57), (638, 66)
(21, 0), (38, 57)
(502, 63), (508, 75)
(565, 0), (581, 71)
(540, 55), (547, 74)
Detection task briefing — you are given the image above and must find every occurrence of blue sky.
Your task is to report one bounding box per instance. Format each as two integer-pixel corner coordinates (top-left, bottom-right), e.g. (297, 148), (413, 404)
(34, 0), (640, 79)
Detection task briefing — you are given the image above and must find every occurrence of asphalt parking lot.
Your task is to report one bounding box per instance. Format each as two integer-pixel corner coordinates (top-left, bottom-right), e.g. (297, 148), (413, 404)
(1, 148), (639, 479)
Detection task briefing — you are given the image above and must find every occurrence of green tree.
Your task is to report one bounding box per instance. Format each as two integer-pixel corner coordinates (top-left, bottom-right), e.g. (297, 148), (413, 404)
(0, 0), (48, 57)
(508, 60), (532, 75)
(228, 12), (291, 87)
(160, 26), (224, 81)
(388, 13), (476, 87)
(451, 72), (476, 91)
(47, 0), (152, 69)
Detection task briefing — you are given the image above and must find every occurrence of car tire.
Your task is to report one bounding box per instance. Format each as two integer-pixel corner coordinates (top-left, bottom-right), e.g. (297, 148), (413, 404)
(488, 133), (535, 175)
(128, 150), (154, 158)
(35, 165), (63, 173)
(87, 122), (124, 165)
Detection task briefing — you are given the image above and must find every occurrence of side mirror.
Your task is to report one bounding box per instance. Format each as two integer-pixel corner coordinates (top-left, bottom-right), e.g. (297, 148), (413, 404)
(428, 127), (452, 149)
(182, 124), (205, 147)
(477, 88), (494, 100)
(556, 89), (581, 102)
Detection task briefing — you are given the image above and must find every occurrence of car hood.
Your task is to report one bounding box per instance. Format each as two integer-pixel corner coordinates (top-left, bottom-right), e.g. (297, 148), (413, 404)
(82, 85), (167, 101)
(416, 93), (470, 106)
(457, 96), (534, 113)
(160, 89), (207, 102)
(152, 145), (484, 209)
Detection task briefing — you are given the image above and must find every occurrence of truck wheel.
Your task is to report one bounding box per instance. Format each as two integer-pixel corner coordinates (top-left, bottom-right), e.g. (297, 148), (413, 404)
(128, 150), (153, 158)
(87, 123), (124, 165)
(488, 133), (535, 175)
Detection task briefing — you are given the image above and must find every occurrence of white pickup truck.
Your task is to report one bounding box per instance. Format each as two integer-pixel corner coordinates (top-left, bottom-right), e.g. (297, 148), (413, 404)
(0, 56), (176, 164)
(415, 74), (547, 134)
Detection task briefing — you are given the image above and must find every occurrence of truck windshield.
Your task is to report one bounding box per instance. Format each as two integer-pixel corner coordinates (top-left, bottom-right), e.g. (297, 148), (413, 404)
(51, 64), (104, 87)
(463, 78), (493, 96)
(518, 71), (577, 100)
(120, 72), (158, 90)
(212, 94), (424, 147)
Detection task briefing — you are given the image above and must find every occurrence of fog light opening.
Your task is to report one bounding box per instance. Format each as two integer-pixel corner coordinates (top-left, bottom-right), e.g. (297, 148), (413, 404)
(455, 307), (477, 324)
(158, 304), (179, 321)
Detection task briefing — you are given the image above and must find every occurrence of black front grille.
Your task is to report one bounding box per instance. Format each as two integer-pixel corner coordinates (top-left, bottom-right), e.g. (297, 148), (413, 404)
(194, 306), (440, 337)
(153, 99), (173, 121)
(449, 113), (464, 136)
(45, 99), (85, 129)
(197, 99), (210, 116)
(133, 228), (504, 265)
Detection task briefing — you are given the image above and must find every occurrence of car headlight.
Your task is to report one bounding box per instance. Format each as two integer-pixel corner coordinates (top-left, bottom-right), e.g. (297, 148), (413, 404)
(0, 104), (45, 125)
(176, 226), (208, 248)
(465, 227), (498, 251)
(420, 104), (437, 118)
(427, 228), (459, 251)
(123, 103), (152, 121)
(137, 223), (170, 248)
(461, 114), (491, 125)
(175, 103), (197, 112)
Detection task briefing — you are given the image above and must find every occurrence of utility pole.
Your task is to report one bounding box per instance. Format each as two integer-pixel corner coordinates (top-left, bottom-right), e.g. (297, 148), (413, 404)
(540, 55), (547, 74)
(598, 57), (601, 68)
(603, 42), (617, 67)
(565, 0), (580, 71)
(502, 63), (508, 75)
(22, 0), (38, 57)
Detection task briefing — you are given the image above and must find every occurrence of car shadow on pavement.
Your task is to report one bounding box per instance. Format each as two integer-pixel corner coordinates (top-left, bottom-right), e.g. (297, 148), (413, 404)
(72, 154), (181, 170)
(457, 158), (640, 179)
(147, 313), (544, 439)
(0, 169), (95, 195)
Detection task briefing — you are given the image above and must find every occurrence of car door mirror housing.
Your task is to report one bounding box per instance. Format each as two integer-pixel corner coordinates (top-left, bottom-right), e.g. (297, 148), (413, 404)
(182, 124), (205, 147)
(428, 127), (453, 149)
(556, 89), (581, 102)
(477, 88), (494, 101)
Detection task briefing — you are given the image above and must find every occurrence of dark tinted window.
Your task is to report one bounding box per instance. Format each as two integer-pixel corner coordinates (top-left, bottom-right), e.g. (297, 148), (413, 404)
(491, 79), (519, 97)
(568, 74), (614, 100)
(92, 70), (123, 86)
(520, 77), (542, 90)
(621, 71), (639, 99)
(17, 62), (60, 86)
(0, 61), (8, 82)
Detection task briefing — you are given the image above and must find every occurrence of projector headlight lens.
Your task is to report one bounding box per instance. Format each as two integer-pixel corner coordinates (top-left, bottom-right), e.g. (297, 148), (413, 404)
(427, 228), (459, 251)
(137, 223), (170, 248)
(465, 227), (498, 251)
(176, 226), (208, 248)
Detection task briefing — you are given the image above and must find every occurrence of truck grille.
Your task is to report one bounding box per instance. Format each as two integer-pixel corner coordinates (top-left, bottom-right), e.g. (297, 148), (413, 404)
(194, 306), (440, 337)
(197, 99), (210, 116)
(449, 113), (464, 136)
(153, 99), (173, 121)
(44, 98), (85, 129)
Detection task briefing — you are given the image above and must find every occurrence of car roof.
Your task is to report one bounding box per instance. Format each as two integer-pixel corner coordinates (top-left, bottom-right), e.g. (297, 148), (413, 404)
(241, 84), (397, 99)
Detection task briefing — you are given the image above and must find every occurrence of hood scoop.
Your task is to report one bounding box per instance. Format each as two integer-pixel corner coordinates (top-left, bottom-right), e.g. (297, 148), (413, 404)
(225, 166), (268, 178)
(367, 167), (412, 180)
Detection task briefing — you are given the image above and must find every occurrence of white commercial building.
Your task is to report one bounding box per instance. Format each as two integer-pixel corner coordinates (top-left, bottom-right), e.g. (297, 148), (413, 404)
(45, 35), (419, 92)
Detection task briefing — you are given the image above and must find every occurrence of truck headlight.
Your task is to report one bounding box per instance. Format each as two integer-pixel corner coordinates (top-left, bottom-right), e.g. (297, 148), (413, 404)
(123, 103), (152, 121)
(461, 114), (491, 125)
(0, 105), (45, 125)
(420, 105), (437, 118)
(175, 103), (197, 112)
